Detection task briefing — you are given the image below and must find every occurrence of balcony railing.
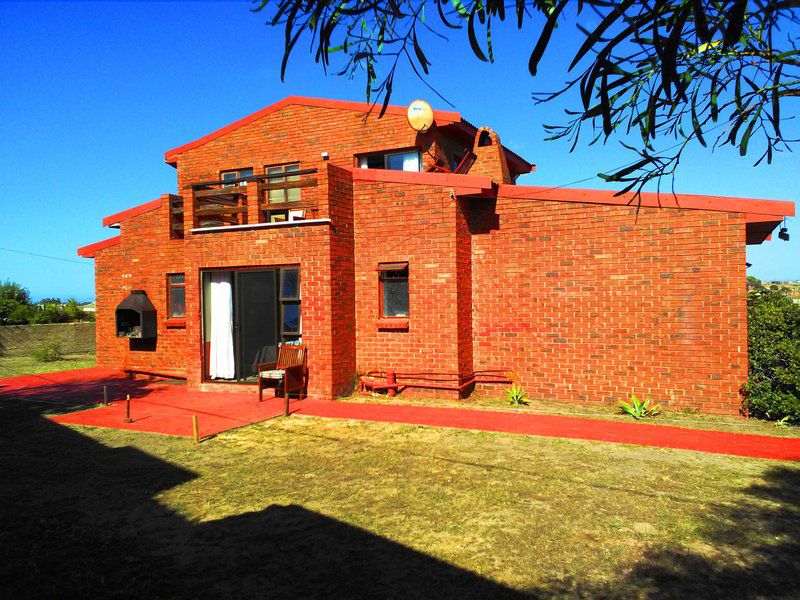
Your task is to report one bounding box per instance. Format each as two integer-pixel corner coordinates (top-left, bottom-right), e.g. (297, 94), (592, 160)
(190, 169), (319, 230)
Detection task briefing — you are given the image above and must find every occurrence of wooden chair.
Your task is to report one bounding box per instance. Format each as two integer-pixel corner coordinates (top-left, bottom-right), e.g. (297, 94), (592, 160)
(258, 344), (308, 415)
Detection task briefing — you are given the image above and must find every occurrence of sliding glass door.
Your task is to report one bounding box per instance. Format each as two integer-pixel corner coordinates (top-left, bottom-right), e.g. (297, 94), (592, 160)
(236, 270), (278, 380)
(202, 267), (300, 382)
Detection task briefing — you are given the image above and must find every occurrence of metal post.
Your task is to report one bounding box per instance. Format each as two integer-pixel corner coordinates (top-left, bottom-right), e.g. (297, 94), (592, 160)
(103, 385), (108, 406)
(387, 371), (397, 397)
(192, 414), (200, 443)
(124, 394), (132, 423)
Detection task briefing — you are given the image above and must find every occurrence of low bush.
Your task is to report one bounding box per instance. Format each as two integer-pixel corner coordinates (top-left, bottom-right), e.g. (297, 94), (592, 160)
(32, 342), (64, 363)
(745, 282), (800, 424)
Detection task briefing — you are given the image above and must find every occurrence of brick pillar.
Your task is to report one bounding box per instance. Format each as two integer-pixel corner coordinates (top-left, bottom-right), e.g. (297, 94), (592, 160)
(183, 188), (198, 237)
(246, 180), (261, 225)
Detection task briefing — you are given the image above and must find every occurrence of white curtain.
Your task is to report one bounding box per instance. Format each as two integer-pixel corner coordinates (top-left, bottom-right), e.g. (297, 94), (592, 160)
(209, 272), (235, 380)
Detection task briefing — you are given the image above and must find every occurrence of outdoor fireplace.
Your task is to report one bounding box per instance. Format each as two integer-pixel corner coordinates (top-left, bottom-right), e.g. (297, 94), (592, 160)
(115, 290), (157, 339)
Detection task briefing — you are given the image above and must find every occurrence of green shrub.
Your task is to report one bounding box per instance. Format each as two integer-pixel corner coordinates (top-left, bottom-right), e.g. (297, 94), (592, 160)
(0, 279), (30, 304)
(745, 283), (800, 424)
(32, 342), (64, 363)
(619, 394), (661, 419)
(506, 384), (528, 406)
(7, 303), (36, 325)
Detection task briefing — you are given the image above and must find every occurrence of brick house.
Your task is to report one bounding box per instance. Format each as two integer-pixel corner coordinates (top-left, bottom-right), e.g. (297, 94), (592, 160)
(78, 96), (795, 414)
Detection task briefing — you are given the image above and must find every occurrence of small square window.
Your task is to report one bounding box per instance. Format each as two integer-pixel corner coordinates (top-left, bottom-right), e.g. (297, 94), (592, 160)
(167, 273), (186, 318)
(378, 263), (409, 318)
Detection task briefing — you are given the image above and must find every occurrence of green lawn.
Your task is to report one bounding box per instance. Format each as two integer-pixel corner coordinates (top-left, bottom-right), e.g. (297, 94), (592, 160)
(2, 399), (798, 598)
(0, 353), (95, 378)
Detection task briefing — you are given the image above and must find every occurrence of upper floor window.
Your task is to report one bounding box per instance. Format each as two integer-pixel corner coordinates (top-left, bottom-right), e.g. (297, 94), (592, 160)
(266, 163), (301, 203)
(167, 273), (186, 318)
(220, 167), (253, 187)
(358, 150), (421, 172)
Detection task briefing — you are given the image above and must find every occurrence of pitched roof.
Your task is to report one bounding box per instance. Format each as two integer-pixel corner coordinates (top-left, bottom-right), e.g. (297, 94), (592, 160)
(163, 96), (533, 174)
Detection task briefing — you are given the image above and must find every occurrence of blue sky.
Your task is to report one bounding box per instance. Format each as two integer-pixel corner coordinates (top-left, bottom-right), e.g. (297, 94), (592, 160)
(0, 1), (796, 301)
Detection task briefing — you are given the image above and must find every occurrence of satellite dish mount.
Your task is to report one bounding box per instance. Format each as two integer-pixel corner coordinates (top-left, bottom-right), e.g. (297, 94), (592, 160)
(407, 100), (435, 133)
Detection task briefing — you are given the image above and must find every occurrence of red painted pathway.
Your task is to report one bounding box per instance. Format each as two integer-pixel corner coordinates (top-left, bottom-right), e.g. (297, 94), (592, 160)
(2, 367), (799, 460)
(293, 401), (800, 462)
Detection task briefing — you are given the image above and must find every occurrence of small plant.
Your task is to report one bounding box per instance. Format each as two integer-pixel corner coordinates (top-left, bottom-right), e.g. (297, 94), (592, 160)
(32, 341), (64, 363)
(619, 394), (661, 419)
(506, 384), (528, 406)
(775, 416), (793, 429)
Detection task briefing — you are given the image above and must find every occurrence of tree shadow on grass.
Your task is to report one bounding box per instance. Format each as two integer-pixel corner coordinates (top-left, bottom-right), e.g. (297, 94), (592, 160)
(3, 396), (800, 598)
(0, 400), (526, 599)
(606, 465), (800, 599)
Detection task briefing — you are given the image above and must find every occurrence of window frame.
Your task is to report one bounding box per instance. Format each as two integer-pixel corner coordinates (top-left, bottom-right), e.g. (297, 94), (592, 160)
(166, 273), (186, 319)
(357, 149), (422, 172)
(378, 262), (409, 319)
(279, 267), (301, 341)
(265, 162), (301, 203)
(220, 167), (254, 188)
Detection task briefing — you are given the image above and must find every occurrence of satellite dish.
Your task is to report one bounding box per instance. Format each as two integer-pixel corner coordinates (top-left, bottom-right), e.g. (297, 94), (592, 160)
(407, 100), (434, 132)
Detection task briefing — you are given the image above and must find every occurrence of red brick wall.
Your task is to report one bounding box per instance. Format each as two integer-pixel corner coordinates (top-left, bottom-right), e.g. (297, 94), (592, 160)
(470, 197), (748, 414)
(173, 105), (451, 195)
(91, 101), (751, 414)
(94, 196), (187, 377)
(351, 179), (466, 398)
(181, 221), (335, 396)
(327, 165), (358, 396)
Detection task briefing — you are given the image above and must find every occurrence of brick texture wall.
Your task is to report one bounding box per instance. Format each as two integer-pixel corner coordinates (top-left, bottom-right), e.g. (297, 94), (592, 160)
(352, 179), (466, 399)
(95, 196), (187, 376)
(90, 101), (751, 414)
(470, 198), (748, 414)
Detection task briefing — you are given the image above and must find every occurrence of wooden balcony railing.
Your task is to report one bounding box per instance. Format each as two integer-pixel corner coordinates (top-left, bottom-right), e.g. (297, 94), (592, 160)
(190, 168), (320, 229)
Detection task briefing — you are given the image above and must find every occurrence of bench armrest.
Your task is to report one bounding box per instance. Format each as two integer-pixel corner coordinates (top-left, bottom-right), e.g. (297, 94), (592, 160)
(258, 361), (278, 372)
(283, 363), (305, 391)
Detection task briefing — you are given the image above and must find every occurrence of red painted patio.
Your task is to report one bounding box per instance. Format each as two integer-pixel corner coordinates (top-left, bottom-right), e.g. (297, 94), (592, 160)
(0, 367), (297, 438)
(2, 367), (800, 461)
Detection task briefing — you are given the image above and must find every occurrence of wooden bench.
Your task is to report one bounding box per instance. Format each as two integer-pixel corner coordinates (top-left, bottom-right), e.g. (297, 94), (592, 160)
(258, 344), (308, 415)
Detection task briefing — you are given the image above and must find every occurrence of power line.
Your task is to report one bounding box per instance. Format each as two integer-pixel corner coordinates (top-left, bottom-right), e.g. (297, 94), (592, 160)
(0, 247), (90, 266)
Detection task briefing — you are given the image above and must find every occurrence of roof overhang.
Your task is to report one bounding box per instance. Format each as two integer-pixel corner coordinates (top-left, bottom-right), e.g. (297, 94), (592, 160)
(498, 184), (795, 245)
(77, 236), (121, 258)
(102, 197), (163, 228)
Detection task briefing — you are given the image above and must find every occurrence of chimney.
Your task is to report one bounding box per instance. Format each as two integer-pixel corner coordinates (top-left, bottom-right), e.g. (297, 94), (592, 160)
(469, 127), (512, 184)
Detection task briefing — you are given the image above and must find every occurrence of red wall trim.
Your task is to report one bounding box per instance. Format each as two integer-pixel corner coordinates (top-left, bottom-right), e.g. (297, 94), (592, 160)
(164, 96), (463, 164)
(350, 167), (494, 192)
(77, 236), (121, 258)
(498, 184), (796, 218)
(102, 198), (163, 228)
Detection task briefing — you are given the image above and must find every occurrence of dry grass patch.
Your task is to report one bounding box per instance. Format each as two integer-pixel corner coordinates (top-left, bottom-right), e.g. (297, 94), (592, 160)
(2, 401), (798, 598)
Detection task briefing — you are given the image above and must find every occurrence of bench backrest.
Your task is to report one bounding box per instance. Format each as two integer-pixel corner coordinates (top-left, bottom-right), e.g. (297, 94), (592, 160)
(276, 344), (307, 368)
